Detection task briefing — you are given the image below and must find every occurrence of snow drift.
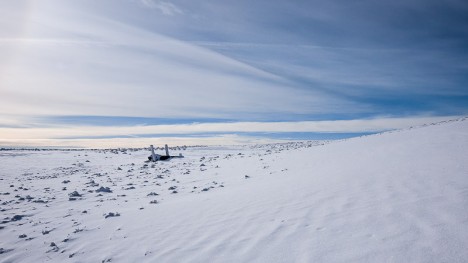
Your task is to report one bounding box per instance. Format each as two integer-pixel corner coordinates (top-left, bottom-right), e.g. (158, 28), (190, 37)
(0, 118), (467, 262)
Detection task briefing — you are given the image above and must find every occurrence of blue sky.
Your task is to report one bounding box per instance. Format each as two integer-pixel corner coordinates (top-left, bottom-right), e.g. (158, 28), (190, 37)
(0, 0), (467, 147)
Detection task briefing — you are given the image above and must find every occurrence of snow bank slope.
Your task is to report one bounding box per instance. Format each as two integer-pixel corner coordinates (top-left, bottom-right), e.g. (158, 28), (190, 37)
(1, 118), (467, 262)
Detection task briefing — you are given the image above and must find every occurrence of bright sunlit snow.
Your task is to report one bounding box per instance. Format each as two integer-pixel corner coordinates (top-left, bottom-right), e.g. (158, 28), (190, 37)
(1, 118), (467, 262)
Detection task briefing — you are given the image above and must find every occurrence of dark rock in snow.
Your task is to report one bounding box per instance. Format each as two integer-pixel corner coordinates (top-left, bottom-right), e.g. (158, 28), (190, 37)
(48, 242), (59, 252)
(104, 212), (120, 219)
(11, 215), (24, 221)
(68, 191), (82, 197)
(96, 187), (112, 193)
(0, 248), (13, 254)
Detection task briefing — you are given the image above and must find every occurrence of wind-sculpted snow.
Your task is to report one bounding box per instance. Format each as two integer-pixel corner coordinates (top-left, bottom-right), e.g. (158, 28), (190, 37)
(1, 118), (467, 262)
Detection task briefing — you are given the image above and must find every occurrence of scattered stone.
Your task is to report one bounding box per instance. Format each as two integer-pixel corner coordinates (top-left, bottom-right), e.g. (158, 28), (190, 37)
(11, 215), (24, 221)
(73, 228), (84, 233)
(0, 248), (13, 254)
(18, 234), (27, 238)
(149, 200), (159, 204)
(96, 187), (112, 193)
(48, 242), (59, 252)
(86, 180), (99, 187)
(245, 175), (250, 179)
(147, 192), (159, 196)
(68, 191), (82, 197)
(104, 212), (120, 219)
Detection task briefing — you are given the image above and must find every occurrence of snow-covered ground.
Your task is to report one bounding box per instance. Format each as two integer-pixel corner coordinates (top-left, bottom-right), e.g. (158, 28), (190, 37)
(1, 118), (467, 262)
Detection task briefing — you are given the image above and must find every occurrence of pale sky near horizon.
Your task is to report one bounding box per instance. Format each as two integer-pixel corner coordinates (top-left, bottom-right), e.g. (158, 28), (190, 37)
(1, 0), (467, 147)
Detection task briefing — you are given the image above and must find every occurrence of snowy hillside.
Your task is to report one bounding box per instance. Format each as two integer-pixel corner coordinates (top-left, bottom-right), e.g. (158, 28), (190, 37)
(1, 118), (467, 262)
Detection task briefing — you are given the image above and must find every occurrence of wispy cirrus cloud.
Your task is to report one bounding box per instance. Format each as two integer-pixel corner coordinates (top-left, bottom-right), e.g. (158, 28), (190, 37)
(1, 2), (350, 121)
(140, 0), (183, 15)
(0, 116), (462, 140)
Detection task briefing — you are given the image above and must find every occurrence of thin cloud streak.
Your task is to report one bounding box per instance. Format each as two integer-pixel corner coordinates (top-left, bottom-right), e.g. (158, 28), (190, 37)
(140, 0), (183, 15)
(0, 3), (352, 120)
(0, 116), (462, 140)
